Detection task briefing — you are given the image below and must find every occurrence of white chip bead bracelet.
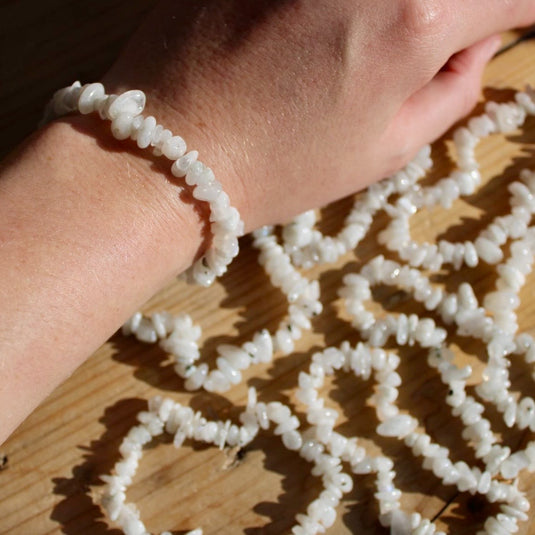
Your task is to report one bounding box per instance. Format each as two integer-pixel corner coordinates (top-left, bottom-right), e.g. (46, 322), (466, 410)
(44, 81), (244, 286)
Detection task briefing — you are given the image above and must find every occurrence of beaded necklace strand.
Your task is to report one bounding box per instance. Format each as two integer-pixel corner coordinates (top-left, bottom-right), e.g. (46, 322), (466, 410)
(47, 83), (535, 534)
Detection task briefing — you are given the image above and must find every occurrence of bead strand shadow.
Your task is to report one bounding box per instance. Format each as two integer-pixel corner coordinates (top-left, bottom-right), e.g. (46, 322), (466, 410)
(50, 398), (147, 535)
(50, 395), (230, 535)
(247, 257), (469, 532)
(312, 258), (526, 532)
(330, 350), (464, 532)
(242, 432), (322, 535)
(108, 231), (290, 393)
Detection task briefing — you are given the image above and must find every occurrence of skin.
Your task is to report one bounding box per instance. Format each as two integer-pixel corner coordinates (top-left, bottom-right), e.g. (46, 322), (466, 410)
(1, 0), (535, 444)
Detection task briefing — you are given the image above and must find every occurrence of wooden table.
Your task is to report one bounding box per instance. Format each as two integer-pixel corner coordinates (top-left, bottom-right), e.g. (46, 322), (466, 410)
(2, 4), (535, 534)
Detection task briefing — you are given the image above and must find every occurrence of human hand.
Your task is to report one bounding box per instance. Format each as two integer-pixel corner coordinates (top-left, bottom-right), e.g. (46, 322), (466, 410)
(102, 0), (535, 231)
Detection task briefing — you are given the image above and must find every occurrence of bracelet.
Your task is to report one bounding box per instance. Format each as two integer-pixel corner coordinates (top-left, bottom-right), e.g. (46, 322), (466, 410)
(43, 81), (244, 287)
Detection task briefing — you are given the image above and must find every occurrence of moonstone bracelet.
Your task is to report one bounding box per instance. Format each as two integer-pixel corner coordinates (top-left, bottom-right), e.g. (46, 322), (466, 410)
(44, 81), (244, 287)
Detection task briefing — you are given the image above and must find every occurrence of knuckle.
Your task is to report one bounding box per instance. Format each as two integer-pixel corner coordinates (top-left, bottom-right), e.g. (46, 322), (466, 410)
(399, 0), (446, 43)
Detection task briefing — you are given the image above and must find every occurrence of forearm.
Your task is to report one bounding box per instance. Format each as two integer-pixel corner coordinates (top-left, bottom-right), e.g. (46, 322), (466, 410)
(0, 116), (205, 442)
(3, 0), (535, 447)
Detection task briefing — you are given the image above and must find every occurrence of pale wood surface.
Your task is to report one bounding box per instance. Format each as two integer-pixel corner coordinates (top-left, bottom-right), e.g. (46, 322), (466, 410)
(2, 4), (535, 534)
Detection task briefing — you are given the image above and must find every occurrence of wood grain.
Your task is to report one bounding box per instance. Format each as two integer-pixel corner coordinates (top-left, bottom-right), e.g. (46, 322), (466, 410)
(1, 3), (535, 534)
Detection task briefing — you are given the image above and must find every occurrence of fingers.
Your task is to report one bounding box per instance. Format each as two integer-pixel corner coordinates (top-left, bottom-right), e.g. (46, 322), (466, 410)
(441, 0), (535, 54)
(465, 0), (535, 34)
(385, 2), (535, 96)
(385, 34), (502, 161)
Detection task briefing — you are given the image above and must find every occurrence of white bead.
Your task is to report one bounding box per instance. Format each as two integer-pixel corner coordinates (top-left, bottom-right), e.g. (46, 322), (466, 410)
(171, 151), (199, 177)
(218, 345), (251, 370)
(216, 207), (242, 233)
(137, 116), (157, 149)
(477, 471), (492, 494)
(273, 328), (293, 354)
(377, 415), (417, 438)
(252, 330), (273, 363)
(185, 161), (206, 186)
(205, 370), (230, 392)
(52, 81), (82, 115)
(331, 472), (353, 493)
(516, 89), (535, 114)
(104, 492), (125, 521)
(210, 191), (231, 220)
(497, 264), (525, 291)
(162, 135), (187, 160)
(111, 113), (134, 140)
(149, 124), (165, 147)
(463, 241), (478, 267)
(193, 181), (222, 202)
(216, 357), (241, 384)
(500, 504), (528, 522)
(213, 231), (239, 259)
(129, 115), (144, 140)
(184, 364), (208, 391)
(135, 318), (157, 343)
(191, 259), (216, 287)
(484, 291), (519, 312)
(475, 237), (503, 264)
(468, 114), (495, 137)
(329, 433), (348, 457)
(282, 430), (303, 451)
(390, 509), (412, 535)
(78, 82), (105, 114)
(108, 89), (146, 118)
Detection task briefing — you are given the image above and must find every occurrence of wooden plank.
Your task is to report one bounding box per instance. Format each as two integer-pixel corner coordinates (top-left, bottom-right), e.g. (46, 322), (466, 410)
(1, 3), (535, 533)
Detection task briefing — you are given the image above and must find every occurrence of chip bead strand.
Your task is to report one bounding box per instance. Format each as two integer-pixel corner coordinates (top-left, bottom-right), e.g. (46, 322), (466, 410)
(89, 87), (535, 534)
(378, 101), (533, 272)
(122, 226), (322, 394)
(44, 81), (244, 287)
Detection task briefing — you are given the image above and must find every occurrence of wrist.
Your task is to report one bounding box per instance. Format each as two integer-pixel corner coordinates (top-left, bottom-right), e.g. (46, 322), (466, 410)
(47, 113), (207, 280)
(0, 112), (220, 441)
(100, 75), (253, 233)
(46, 80), (248, 285)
